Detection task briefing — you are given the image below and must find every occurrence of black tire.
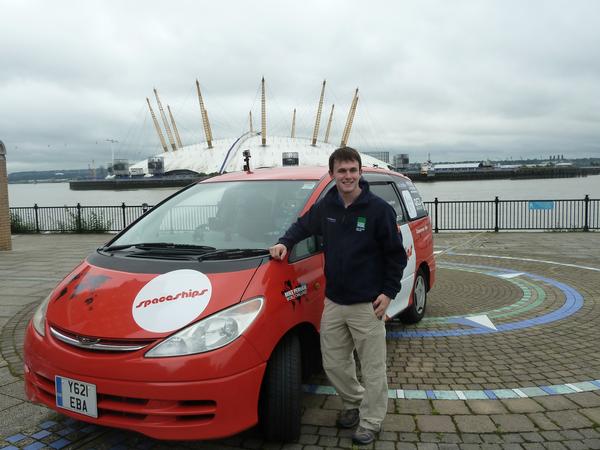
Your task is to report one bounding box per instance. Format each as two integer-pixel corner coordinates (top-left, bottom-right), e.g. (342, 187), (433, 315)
(260, 332), (302, 442)
(399, 268), (428, 324)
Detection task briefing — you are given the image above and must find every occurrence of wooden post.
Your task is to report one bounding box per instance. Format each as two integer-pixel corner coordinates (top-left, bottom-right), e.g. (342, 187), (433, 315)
(0, 140), (12, 250)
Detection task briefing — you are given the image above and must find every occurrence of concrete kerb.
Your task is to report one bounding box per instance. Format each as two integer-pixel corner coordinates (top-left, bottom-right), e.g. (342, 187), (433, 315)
(1, 232), (600, 449)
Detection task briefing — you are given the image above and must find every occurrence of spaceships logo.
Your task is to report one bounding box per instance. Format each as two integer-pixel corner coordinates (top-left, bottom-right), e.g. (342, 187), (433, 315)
(132, 270), (212, 333)
(135, 289), (209, 309)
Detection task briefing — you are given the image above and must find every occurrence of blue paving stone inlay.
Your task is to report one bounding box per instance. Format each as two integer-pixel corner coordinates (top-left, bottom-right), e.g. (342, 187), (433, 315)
(484, 390), (498, 399)
(31, 430), (51, 439)
(571, 381), (598, 391)
(57, 427), (75, 436)
(39, 421), (57, 429)
(50, 438), (71, 449)
(1, 446), (19, 450)
(461, 390), (489, 400)
(5, 435), (26, 444)
(540, 386), (558, 395)
(492, 389), (520, 399)
(23, 443), (45, 450)
(519, 387), (549, 397)
(434, 390), (459, 400)
(404, 390), (428, 399)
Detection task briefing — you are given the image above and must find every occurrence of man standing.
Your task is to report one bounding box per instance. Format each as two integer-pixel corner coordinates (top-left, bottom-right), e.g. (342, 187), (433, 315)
(269, 147), (407, 445)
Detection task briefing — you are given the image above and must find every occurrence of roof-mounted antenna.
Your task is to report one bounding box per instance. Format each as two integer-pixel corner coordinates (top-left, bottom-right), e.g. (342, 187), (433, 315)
(311, 80), (326, 146)
(324, 104), (335, 144)
(261, 77), (267, 146)
(167, 105), (183, 149)
(153, 88), (177, 152)
(146, 97), (168, 152)
(340, 88), (359, 147)
(291, 108), (296, 138)
(196, 80), (213, 149)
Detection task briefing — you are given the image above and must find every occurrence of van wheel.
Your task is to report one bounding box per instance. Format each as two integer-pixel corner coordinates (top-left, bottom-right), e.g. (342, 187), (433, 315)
(260, 333), (302, 442)
(400, 268), (427, 324)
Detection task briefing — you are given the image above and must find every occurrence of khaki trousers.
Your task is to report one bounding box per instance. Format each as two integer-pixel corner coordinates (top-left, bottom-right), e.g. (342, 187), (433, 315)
(320, 298), (388, 431)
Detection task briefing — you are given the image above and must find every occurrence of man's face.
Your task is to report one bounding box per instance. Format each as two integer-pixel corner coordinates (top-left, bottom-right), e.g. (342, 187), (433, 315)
(330, 159), (362, 196)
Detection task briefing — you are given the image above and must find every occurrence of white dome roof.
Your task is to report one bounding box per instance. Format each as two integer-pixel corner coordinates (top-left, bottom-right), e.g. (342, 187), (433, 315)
(130, 134), (389, 175)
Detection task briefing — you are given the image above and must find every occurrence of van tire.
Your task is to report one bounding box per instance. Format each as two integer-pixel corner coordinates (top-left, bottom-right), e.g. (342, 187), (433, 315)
(400, 268), (427, 324)
(260, 332), (302, 442)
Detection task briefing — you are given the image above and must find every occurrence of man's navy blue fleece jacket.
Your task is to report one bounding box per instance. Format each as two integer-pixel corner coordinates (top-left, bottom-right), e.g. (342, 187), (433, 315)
(278, 178), (407, 305)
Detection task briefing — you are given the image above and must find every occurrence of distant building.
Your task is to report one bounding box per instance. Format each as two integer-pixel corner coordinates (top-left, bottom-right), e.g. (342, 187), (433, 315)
(393, 153), (409, 169)
(363, 151), (389, 163)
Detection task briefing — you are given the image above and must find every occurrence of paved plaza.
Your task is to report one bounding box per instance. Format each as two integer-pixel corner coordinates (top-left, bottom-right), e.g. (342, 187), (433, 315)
(1, 232), (600, 449)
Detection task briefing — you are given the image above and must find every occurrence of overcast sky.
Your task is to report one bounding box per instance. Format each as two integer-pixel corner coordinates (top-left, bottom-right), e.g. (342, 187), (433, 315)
(1, 0), (600, 172)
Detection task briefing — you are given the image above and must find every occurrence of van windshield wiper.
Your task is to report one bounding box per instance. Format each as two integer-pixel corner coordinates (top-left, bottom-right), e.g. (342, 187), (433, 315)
(197, 248), (270, 261)
(101, 243), (217, 254)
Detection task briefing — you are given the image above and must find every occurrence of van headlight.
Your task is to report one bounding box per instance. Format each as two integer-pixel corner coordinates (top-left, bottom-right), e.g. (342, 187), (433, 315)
(145, 297), (263, 357)
(32, 294), (52, 336)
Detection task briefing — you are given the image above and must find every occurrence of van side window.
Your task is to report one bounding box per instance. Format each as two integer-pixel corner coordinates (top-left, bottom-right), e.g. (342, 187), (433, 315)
(395, 179), (428, 220)
(289, 236), (318, 262)
(370, 183), (407, 225)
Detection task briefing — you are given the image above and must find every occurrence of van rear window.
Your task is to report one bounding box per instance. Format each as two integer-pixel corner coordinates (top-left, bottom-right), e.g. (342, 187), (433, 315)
(395, 180), (428, 220)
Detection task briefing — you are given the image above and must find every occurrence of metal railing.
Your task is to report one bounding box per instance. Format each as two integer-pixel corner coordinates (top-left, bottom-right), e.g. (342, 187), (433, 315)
(9, 195), (599, 233)
(9, 203), (152, 233)
(425, 195), (598, 232)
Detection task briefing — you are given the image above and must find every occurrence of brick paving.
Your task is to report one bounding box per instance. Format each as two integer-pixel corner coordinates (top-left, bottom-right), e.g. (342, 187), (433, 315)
(0, 232), (599, 449)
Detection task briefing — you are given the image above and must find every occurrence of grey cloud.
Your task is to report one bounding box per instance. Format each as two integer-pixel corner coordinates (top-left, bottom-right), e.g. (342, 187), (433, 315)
(1, 0), (600, 172)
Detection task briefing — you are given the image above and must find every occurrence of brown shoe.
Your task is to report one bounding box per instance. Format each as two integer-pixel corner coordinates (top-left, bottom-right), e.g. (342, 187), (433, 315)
(336, 408), (359, 428)
(352, 425), (376, 445)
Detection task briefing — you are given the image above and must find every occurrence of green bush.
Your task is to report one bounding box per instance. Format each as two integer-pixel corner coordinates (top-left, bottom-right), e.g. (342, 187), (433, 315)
(10, 212), (36, 233)
(57, 208), (112, 233)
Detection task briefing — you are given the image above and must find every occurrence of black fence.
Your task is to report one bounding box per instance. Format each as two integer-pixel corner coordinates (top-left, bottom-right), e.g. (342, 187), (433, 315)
(424, 195), (598, 232)
(8, 195), (599, 234)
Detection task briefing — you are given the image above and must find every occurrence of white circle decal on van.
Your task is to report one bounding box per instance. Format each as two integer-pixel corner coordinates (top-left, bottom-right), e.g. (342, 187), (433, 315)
(132, 269), (212, 333)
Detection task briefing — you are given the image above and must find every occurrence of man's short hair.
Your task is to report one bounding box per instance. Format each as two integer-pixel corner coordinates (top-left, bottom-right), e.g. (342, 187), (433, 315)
(329, 146), (362, 173)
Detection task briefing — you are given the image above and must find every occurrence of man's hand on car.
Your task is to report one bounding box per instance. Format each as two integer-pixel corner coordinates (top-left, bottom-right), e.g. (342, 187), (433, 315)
(269, 243), (287, 260)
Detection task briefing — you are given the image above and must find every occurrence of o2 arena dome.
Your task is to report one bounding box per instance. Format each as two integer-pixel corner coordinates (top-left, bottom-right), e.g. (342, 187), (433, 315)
(128, 79), (390, 177)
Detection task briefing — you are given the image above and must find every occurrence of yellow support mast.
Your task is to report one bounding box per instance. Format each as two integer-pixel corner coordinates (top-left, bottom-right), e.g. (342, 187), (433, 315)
(291, 108), (296, 138)
(146, 97), (168, 152)
(311, 80), (326, 146)
(153, 88), (177, 152)
(340, 88), (359, 147)
(167, 105), (184, 149)
(196, 80), (213, 149)
(261, 77), (267, 146)
(324, 104), (335, 144)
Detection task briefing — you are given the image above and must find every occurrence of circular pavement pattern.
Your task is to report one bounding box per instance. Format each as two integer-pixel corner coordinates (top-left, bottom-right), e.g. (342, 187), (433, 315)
(306, 253), (600, 400)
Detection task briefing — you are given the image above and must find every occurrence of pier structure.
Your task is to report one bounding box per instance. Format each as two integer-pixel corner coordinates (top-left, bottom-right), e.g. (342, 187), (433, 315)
(0, 140), (11, 250)
(2, 232), (600, 448)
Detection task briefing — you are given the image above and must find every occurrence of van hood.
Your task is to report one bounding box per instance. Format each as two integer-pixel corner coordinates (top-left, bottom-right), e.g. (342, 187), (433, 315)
(45, 259), (264, 339)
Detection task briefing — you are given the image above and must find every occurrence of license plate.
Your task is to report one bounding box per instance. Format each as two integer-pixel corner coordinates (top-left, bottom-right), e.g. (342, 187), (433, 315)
(55, 376), (98, 418)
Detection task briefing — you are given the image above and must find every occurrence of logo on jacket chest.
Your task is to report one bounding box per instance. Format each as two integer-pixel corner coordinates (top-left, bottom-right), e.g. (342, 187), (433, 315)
(356, 216), (366, 232)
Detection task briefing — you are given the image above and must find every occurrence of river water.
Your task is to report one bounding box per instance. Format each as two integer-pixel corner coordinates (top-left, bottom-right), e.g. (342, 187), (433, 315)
(7, 174), (600, 207)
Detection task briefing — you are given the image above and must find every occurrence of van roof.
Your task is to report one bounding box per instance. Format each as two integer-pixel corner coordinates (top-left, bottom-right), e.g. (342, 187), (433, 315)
(202, 166), (409, 183)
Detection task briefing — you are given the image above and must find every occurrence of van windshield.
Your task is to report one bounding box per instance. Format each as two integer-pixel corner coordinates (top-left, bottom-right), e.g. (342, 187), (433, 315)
(110, 180), (316, 250)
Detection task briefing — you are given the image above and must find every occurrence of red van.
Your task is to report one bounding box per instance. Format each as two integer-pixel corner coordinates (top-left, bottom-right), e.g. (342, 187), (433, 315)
(23, 165), (435, 441)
